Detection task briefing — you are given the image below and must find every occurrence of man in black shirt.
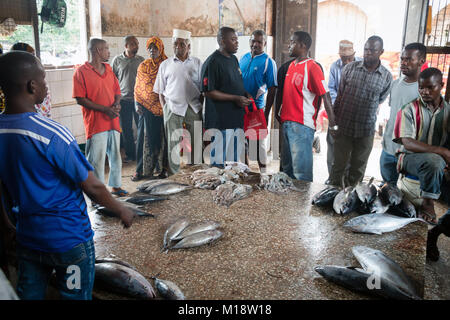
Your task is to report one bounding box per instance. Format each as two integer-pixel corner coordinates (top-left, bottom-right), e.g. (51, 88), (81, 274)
(201, 27), (252, 166)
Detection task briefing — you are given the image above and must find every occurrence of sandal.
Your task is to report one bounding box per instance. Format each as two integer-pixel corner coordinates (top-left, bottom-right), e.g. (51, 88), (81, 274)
(131, 172), (143, 182)
(418, 209), (438, 226)
(111, 189), (129, 197)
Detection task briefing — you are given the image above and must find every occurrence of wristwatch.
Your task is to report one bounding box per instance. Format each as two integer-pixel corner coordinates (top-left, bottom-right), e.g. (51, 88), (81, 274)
(329, 125), (339, 131)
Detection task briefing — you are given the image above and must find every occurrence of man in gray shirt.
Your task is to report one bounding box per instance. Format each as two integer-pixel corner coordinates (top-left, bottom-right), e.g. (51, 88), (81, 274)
(380, 43), (426, 184)
(112, 36), (145, 162)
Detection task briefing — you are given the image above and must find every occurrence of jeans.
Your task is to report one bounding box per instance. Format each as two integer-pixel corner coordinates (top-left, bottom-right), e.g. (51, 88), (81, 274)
(119, 99), (138, 160)
(380, 149), (399, 184)
(85, 130), (122, 188)
(135, 105), (166, 175)
(402, 152), (446, 199)
(210, 129), (245, 166)
(281, 121), (315, 182)
(16, 239), (95, 300)
(329, 133), (374, 187)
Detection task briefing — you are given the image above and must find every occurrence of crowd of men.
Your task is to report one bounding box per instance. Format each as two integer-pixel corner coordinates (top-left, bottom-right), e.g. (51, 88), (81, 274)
(0, 26), (449, 300)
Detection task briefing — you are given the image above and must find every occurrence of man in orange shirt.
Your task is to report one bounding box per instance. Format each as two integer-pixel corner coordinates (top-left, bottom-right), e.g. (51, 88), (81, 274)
(73, 38), (128, 197)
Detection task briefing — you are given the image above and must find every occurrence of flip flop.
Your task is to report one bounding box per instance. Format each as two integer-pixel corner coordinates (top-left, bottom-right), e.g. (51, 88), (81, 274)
(418, 209), (438, 226)
(111, 189), (129, 197)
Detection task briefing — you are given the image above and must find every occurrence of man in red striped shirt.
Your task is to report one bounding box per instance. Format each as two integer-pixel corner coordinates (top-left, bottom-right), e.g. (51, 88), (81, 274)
(279, 31), (337, 181)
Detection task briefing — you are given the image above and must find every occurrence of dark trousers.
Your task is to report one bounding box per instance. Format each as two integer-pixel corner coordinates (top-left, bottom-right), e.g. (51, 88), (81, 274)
(135, 105), (167, 175)
(119, 99), (138, 160)
(329, 133), (374, 187)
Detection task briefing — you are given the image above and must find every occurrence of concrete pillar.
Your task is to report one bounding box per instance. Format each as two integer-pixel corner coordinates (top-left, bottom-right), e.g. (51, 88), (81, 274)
(402, 0), (429, 46)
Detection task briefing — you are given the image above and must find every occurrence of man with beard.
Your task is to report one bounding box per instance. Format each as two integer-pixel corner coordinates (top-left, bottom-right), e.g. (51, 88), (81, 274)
(73, 38), (128, 197)
(380, 43), (426, 185)
(329, 36), (392, 187)
(201, 27), (252, 166)
(112, 35), (144, 163)
(154, 29), (203, 175)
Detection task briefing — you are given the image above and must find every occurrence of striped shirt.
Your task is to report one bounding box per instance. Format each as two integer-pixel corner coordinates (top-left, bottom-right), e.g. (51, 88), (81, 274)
(0, 112), (94, 252)
(334, 60), (392, 137)
(393, 97), (450, 172)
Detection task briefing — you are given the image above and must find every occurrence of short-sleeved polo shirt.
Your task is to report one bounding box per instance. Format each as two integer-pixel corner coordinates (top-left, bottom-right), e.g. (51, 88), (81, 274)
(72, 62), (122, 139)
(201, 50), (246, 130)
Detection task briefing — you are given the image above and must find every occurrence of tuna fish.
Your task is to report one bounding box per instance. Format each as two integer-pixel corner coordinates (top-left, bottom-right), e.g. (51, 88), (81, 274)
(143, 181), (192, 196)
(94, 202), (155, 218)
(343, 213), (424, 235)
(333, 187), (359, 215)
(121, 195), (168, 205)
(153, 277), (186, 300)
(389, 198), (417, 218)
(379, 183), (403, 206)
(312, 186), (340, 207)
(162, 218), (190, 251)
(355, 177), (377, 204)
(172, 220), (221, 241)
(352, 246), (421, 299)
(170, 230), (223, 249)
(94, 257), (136, 270)
(94, 262), (156, 299)
(368, 196), (391, 214)
(314, 265), (420, 300)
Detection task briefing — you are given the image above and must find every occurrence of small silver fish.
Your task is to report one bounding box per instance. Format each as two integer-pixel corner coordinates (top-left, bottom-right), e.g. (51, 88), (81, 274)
(145, 182), (192, 196)
(153, 277), (185, 300)
(170, 230), (223, 249)
(172, 220), (221, 241)
(163, 218), (190, 251)
(343, 213), (424, 235)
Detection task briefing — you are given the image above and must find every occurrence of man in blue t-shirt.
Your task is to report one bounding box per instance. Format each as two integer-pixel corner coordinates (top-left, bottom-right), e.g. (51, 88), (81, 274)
(239, 30), (277, 171)
(0, 51), (135, 300)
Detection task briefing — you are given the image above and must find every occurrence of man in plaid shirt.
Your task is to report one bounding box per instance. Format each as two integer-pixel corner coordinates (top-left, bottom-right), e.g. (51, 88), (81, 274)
(329, 36), (392, 187)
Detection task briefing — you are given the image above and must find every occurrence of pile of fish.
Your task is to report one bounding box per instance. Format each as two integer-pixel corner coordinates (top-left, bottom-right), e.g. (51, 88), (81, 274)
(312, 178), (417, 218)
(315, 246), (421, 300)
(91, 201), (155, 218)
(258, 172), (299, 194)
(213, 181), (253, 207)
(94, 257), (185, 300)
(162, 218), (223, 251)
(137, 179), (192, 196)
(190, 163), (250, 190)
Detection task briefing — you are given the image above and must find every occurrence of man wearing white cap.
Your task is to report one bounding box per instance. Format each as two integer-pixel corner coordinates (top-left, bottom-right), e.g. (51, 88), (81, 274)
(325, 40), (362, 184)
(154, 29), (203, 175)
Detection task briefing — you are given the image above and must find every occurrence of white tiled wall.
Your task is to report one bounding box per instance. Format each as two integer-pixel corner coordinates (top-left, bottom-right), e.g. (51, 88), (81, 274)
(46, 68), (86, 144)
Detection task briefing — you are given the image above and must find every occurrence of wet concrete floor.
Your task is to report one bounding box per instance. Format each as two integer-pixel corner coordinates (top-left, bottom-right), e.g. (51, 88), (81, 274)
(91, 141), (434, 300)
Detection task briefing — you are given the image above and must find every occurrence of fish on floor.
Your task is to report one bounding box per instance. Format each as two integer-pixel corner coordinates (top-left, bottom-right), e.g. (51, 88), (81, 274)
(120, 195), (168, 205)
(172, 220), (221, 241)
(152, 276), (185, 300)
(355, 177), (377, 204)
(170, 230), (223, 249)
(343, 213), (424, 235)
(312, 186), (340, 207)
(162, 218), (190, 251)
(94, 262), (155, 299)
(379, 183), (403, 206)
(142, 181), (192, 196)
(388, 198), (417, 218)
(92, 202), (155, 218)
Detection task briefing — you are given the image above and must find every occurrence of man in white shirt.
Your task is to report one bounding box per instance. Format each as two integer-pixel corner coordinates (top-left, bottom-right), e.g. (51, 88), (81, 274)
(154, 29), (203, 175)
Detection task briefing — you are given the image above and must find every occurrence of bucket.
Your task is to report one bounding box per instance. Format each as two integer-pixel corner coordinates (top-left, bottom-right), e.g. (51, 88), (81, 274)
(398, 175), (423, 207)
